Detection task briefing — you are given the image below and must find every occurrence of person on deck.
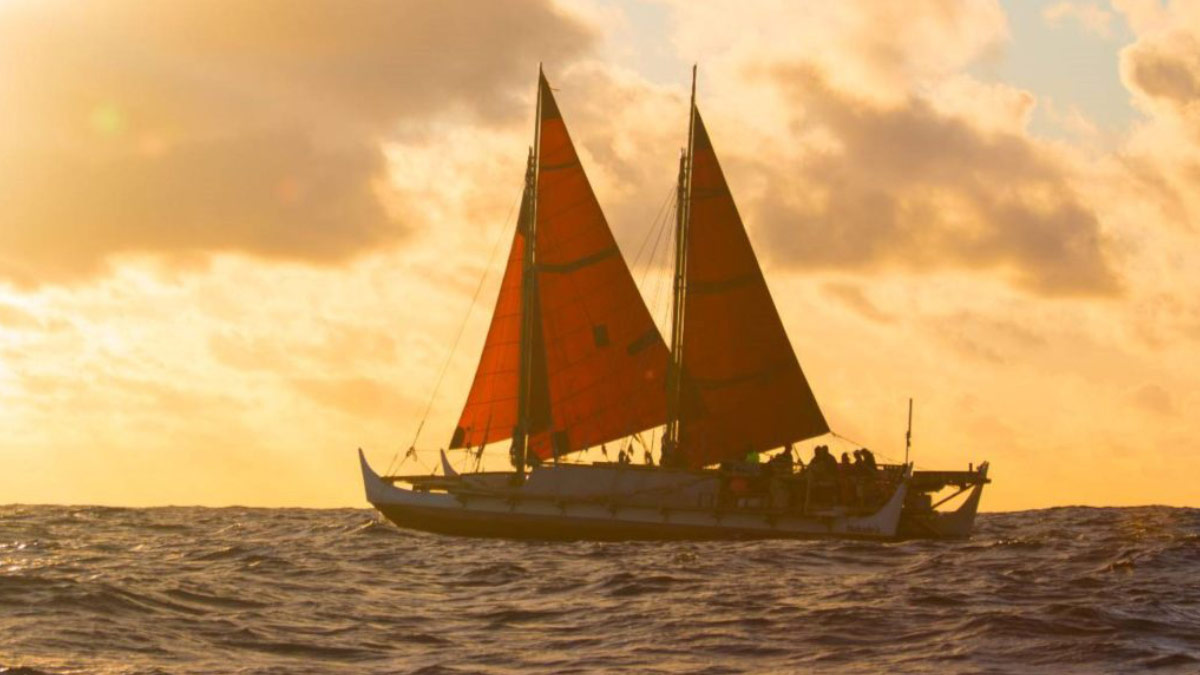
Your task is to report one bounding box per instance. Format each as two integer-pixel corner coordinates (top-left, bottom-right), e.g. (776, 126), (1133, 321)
(744, 446), (760, 465)
(856, 448), (878, 505)
(859, 447), (877, 471)
(807, 446), (839, 508)
(767, 451), (793, 508)
(768, 449), (794, 473)
(660, 437), (685, 468)
(839, 451), (855, 505)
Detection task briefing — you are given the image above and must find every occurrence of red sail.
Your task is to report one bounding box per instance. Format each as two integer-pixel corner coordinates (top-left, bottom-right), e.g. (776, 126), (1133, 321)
(678, 110), (828, 467)
(531, 74), (670, 459)
(451, 220), (524, 450)
(450, 178), (555, 450)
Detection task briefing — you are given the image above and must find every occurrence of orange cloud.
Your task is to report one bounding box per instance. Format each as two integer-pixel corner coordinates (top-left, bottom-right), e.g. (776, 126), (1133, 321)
(0, 0), (595, 286)
(1115, 0), (1200, 233)
(821, 282), (896, 324)
(1126, 35), (1200, 109)
(290, 376), (418, 421)
(730, 67), (1119, 296)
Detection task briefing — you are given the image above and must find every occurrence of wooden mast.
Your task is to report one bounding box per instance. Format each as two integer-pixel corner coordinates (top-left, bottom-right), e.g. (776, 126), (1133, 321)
(905, 398), (913, 466)
(513, 65), (544, 479)
(664, 65), (697, 461)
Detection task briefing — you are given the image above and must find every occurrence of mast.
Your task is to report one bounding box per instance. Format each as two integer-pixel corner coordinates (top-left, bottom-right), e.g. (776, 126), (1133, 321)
(451, 68), (672, 464)
(513, 65), (544, 479)
(905, 398), (913, 466)
(664, 65), (697, 460)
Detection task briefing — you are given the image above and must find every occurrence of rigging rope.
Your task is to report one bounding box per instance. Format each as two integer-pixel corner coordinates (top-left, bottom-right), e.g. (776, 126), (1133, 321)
(384, 191), (521, 477)
(630, 185), (677, 275)
(828, 430), (902, 466)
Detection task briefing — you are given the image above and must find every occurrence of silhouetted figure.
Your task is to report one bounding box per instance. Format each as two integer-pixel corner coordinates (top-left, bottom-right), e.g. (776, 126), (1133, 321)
(810, 446), (838, 475)
(660, 437), (684, 468)
(838, 451), (856, 506)
(768, 450), (794, 473)
(859, 448), (877, 471)
(853, 448), (878, 506)
(806, 445), (841, 509)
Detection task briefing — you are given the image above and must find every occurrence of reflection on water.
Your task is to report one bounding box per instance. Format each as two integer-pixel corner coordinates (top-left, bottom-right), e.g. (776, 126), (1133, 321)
(1, 505), (1197, 673)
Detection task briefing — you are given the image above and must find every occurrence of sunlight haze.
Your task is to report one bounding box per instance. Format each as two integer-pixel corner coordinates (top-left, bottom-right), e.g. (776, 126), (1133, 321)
(1, 0), (1198, 511)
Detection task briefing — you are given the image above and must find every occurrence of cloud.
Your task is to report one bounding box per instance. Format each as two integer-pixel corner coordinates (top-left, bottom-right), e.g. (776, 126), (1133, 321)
(665, 0), (1009, 105)
(290, 376), (418, 420)
(209, 324), (397, 374)
(545, 3), (1118, 298)
(1130, 383), (1174, 415)
(0, 303), (41, 330)
(745, 67), (1120, 296)
(1, 133), (392, 284)
(822, 282), (896, 323)
(1116, 0), (1200, 139)
(0, 0), (595, 286)
(1124, 34), (1200, 109)
(926, 310), (1048, 365)
(1043, 2), (1115, 39)
(1113, 1), (1200, 235)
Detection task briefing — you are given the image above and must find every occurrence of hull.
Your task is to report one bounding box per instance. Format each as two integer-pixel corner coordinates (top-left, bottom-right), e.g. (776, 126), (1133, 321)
(360, 451), (909, 541)
(898, 463), (989, 539)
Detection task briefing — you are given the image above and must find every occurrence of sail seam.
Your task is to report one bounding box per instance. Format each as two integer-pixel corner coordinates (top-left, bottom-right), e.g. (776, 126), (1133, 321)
(690, 185), (728, 201)
(690, 364), (783, 390)
(537, 246), (618, 274)
(541, 158), (582, 172)
(626, 327), (659, 355)
(689, 274), (757, 294)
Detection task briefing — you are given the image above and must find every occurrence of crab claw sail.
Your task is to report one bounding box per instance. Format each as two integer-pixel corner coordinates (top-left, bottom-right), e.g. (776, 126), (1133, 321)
(450, 73), (671, 461)
(674, 110), (829, 468)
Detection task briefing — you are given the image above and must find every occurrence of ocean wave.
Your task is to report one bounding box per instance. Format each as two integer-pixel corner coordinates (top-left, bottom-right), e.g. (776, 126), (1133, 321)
(0, 504), (1197, 673)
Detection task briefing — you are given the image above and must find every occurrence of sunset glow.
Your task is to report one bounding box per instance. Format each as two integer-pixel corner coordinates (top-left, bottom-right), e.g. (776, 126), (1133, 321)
(2, 0), (1199, 510)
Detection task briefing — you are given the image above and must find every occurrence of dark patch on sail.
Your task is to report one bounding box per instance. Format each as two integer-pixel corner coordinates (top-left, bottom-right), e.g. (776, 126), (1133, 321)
(593, 324), (610, 348)
(449, 426), (467, 449)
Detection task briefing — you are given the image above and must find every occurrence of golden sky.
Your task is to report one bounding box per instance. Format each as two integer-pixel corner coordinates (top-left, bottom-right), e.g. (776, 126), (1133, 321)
(1, 0), (1198, 510)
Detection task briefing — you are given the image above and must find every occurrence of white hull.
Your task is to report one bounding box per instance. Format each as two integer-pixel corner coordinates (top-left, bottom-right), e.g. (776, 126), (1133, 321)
(360, 451), (910, 541)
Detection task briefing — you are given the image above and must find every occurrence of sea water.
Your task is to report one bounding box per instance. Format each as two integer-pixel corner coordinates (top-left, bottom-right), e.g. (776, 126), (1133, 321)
(1, 505), (1197, 673)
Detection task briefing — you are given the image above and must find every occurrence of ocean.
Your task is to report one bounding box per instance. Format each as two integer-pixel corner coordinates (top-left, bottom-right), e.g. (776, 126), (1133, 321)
(1, 504), (1197, 674)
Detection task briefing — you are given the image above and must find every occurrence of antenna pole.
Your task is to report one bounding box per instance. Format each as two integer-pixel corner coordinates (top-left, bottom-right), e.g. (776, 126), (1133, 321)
(905, 398), (913, 466)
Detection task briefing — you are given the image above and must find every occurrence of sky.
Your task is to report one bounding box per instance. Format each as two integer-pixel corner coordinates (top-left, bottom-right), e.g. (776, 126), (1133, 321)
(1, 0), (1198, 510)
